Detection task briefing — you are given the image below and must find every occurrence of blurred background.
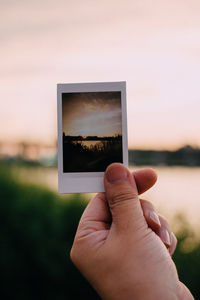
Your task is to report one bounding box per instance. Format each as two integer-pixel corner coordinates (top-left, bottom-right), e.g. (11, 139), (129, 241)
(1, 0), (200, 299)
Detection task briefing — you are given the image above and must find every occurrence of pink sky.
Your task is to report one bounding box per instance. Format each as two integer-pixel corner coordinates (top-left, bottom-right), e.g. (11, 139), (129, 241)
(1, 0), (200, 149)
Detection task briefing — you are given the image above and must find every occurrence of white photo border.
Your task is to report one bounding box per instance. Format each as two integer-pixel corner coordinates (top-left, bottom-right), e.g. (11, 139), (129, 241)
(57, 81), (128, 193)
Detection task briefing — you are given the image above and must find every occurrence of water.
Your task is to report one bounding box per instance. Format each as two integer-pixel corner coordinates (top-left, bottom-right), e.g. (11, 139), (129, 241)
(14, 165), (200, 229)
(130, 166), (200, 229)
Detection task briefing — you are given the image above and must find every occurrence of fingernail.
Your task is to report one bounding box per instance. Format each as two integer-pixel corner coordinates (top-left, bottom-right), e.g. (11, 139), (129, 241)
(160, 228), (171, 247)
(149, 211), (161, 227)
(106, 164), (128, 184)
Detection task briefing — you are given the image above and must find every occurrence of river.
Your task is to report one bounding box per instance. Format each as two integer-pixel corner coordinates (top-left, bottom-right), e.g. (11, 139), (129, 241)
(14, 165), (200, 230)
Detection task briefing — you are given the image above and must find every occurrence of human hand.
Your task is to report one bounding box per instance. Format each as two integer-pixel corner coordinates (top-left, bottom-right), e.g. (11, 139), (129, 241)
(70, 163), (194, 300)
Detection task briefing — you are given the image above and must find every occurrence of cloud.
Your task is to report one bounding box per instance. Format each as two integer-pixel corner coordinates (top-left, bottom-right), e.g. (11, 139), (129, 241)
(62, 92), (122, 136)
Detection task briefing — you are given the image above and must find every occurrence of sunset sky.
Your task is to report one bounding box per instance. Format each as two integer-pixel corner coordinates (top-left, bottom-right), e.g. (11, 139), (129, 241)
(62, 92), (122, 137)
(1, 0), (200, 149)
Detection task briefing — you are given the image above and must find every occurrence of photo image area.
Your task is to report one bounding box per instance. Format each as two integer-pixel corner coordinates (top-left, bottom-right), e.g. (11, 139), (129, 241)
(62, 92), (123, 172)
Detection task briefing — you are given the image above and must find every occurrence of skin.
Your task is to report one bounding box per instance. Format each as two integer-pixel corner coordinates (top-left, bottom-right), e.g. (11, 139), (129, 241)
(70, 163), (194, 300)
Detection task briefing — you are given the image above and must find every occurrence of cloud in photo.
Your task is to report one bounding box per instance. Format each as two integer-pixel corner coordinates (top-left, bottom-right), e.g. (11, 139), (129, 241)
(62, 92), (122, 137)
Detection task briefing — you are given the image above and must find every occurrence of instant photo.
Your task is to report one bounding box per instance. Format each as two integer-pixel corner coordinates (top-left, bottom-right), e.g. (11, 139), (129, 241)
(57, 82), (128, 193)
(62, 92), (122, 172)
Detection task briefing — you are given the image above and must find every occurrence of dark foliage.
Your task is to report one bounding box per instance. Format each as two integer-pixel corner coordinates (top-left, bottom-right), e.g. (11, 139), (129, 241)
(63, 138), (122, 172)
(0, 165), (100, 300)
(0, 165), (199, 299)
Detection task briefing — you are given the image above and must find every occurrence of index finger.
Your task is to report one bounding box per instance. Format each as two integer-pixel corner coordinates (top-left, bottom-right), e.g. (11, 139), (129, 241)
(133, 168), (157, 195)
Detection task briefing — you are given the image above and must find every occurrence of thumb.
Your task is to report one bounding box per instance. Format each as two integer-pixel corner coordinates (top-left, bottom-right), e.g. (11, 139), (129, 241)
(104, 163), (146, 233)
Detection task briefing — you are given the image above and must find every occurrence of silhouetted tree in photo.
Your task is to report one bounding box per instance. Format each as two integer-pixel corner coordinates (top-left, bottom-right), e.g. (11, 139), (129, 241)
(63, 134), (123, 172)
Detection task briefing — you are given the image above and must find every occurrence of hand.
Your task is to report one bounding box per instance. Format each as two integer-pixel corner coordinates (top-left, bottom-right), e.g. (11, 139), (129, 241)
(70, 163), (194, 300)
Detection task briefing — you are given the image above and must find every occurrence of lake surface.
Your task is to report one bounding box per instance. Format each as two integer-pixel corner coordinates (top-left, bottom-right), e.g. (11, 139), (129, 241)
(14, 165), (200, 230)
(72, 141), (100, 148)
(130, 166), (200, 230)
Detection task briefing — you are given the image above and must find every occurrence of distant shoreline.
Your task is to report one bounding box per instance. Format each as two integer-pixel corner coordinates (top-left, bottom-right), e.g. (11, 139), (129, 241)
(0, 145), (200, 167)
(129, 146), (200, 166)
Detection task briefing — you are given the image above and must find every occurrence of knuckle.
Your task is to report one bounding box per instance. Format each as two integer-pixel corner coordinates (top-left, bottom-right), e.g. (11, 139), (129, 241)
(70, 244), (79, 265)
(140, 198), (155, 211)
(109, 187), (137, 208)
(172, 232), (177, 245)
(158, 214), (167, 222)
(70, 246), (75, 262)
(158, 214), (171, 230)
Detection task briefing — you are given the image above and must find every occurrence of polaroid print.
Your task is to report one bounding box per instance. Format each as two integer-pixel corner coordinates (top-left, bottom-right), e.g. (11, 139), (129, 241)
(57, 81), (128, 193)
